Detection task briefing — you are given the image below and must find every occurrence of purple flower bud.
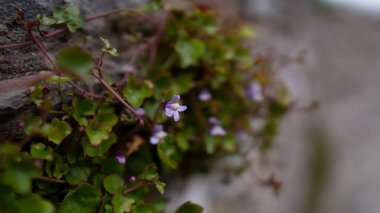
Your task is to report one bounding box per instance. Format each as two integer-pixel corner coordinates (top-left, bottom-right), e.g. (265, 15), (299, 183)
(208, 117), (226, 136)
(198, 90), (212, 102)
(247, 82), (264, 102)
(135, 107), (146, 116)
(34, 159), (42, 168)
(115, 150), (126, 164)
(164, 95), (187, 122)
(42, 87), (50, 95)
(16, 120), (25, 129)
(210, 125), (226, 136)
(128, 176), (136, 182)
(150, 124), (167, 145)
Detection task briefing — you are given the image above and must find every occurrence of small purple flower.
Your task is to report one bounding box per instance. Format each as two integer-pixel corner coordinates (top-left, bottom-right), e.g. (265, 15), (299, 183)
(128, 176), (136, 182)
(164, 95), (187, 122)
(115, 150), (126, 164)
(150, 124), (167, 145)
(135, 107), (146, 116)
(247, 82), (264, 102)
(198, 90), (212, 102)
(208, 117), (226, 136)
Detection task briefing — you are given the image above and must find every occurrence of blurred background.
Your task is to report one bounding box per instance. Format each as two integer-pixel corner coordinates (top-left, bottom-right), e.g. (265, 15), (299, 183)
(164, 0), (380, 212)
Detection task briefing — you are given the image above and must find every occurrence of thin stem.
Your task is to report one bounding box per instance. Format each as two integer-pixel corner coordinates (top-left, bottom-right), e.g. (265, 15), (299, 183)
(84, 7), (152, 23)
(35, 176), (65, 184)
(0, 28), (66, 49)
(26, 26), (58, 71)
(146, 12), (168, 72)
(123, 181), (144, 194)
(92, 71), (139, 116)
(69, 81), (105, 99)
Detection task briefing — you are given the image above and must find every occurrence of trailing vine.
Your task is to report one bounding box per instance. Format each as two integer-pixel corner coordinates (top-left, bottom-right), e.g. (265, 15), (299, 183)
(0, 1), (300, 212)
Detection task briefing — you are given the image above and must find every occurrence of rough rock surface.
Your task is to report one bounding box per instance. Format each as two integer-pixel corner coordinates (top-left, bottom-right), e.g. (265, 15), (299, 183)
(0, 0), (142, 136)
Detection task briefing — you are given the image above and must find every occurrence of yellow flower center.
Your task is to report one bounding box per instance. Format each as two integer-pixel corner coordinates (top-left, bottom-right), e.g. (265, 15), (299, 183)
(172, 103), (180, 110)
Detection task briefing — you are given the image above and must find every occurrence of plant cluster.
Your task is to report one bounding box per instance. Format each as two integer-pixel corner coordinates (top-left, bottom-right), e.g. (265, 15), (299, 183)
(0, 1), (292, 212)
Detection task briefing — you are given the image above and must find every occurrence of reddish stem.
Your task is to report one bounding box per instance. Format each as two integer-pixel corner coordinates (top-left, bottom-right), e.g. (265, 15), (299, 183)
(123, 181), (145, 194)
(35, 176), (65, 184)
(91, 70), (140, 117)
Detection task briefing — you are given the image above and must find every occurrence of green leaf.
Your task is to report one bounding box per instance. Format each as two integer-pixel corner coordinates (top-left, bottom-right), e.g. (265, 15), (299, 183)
(85, 120), (109, 147)
(57, 45), (95, 82)
(155, 181), (165, 194)
(73, 98), (97, 126)
(100, 36), (119, 56)
(0, 156), (38, 194)
(222, 134), (236, 152)
(65, 165), (90, 185)
(85, 104), (118, 146)
(137, 0), (164, 12)
(100, 36), (111, 49)
(30, 84), (43, 106)
(53, 163), (69, 179)
(100, 158), (124, 175)
(142, 164), (159, 181)
(18, 194), (55, 213)
(112, 193), (135, 213)
(176, 73), (194, 93)
(52, 5), (84, 32)
(104, 204), (113, 213)
(0, 143), (20, 157)
(82, 133), (117, 157)
(45, 75), (72, 83)
(103, 174), (125, 194)
(52, 6), (66, 24)
(157, 142), (178, 170)
(239, 25), (256, 39)
(93, 174), (105, 189)
(22, 114), (43, 135)
(175, 39), (205, 68)
(40, 118), (72, 145)
(176, 131), (191, 151)
(133, 203), (156, 213)
(37, 14), (57, 25)
(96, 104), (119, 127)
(175, 201), (203, 213)
(30, 143), (53, 160)
(205, 135), (218, 154)
(106, 48), (119, 56)
(1, 168), (33, 194)
(58, 183), (101, 213)
(123, 77), (154, 107)
(65, 5), (84, 32)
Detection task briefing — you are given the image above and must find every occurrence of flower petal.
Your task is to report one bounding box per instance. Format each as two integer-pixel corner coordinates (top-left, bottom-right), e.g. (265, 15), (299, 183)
(177, 105), (187, 112)
(211, 126), (226, 136)
(154, 124), (163, 132)
(165, 108), (174, 117)
(168, 95), (180, 104)
(173, 111), (180, 122)
(150, 136), (159, 145)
